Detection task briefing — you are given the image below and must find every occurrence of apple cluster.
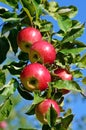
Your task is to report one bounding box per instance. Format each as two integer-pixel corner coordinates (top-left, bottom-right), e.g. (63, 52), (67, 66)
(17, 27), (72, 124)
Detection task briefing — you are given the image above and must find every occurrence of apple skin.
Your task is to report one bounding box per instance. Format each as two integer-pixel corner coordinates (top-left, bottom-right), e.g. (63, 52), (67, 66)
(17, 27), (42, 53)
(54, 68), (73, 94)
(0, 121), (7, 129)
(29, 40), (56, 64)
(35, 99), (60, 124)
(20, 63), (51, 91)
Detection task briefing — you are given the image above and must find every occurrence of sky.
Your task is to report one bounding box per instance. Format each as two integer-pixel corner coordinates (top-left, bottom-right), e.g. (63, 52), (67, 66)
(0, 0), (86, 130)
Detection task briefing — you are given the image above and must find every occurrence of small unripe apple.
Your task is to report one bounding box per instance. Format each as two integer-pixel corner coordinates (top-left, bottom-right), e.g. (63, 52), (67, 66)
(54, 68), (73, 94)
(29, 40), (56, 64)
(17, 27), (42, 53)
(20, 63), (51, 91)
(0, 121), (7, 129)
(35, 99), (60, 124)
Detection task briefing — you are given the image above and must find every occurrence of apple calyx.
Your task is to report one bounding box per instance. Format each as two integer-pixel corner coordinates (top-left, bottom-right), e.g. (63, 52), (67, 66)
(20, 63), (51, 91)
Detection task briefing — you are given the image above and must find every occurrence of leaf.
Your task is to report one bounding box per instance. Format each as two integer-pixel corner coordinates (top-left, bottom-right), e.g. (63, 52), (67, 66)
(0, 37), (10, 64)
(0, 78), (19, 97)
(18, 128), (37, 130)
(78, 54), (86, 68)
(0, 0), (18, 8)
(0, 98), (13, 121)
(17, 85), (33, 100)
(46, 105), (58, 127)
(57, 5), (78, 18)
(26, 104), (36, 115)
(48, 1), (59, 13)
(62, 114), (74, 129)
(42, 124), (51, 130)
(1, 21), (19, 34)
(82, 77), (86, 85)
(62, 23), (85, 43)
(57, 15), (72, 33)
(0, 70), (6, 87)
(8, 29), (18, 54)
(33, 91), (45, 105)
(60, 47), (86, 55)
(49, 80), (82, 92)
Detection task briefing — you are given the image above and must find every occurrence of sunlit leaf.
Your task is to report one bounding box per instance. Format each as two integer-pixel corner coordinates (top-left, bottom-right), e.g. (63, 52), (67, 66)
(49, 80), (82, 92)
(0, 98), (13, 121)
(0, 70), (6, 87)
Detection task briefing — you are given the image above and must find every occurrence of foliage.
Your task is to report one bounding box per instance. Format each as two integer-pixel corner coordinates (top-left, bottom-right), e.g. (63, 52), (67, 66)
(0, 0), (86, 130)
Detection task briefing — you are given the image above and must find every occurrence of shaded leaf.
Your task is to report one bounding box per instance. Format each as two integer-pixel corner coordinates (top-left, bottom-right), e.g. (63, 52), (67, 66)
(46, 105), (58, 127)
(0, 0), (18, 8)
(78, 54), (86, 68)
(0, 37), (9, 64)
(26, 104), (36, 115)
(82, 77), (86, 85)
(17, 85), (33, 100)
(8, 29), (18, 54)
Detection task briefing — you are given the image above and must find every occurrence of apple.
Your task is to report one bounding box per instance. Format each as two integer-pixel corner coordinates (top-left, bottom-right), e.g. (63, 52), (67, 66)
(0, 121), (7, 129)
(29, 40), (56, 64)
(54, 68), (72, 80)
(17, 27), (42, 53)
(35, 99), (60, 124)
(54, 68), (73, 94)
(20, 63), (51, 91)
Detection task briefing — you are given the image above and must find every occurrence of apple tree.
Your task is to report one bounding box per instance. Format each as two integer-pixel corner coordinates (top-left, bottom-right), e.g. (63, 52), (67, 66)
(0, 0), (86, 130)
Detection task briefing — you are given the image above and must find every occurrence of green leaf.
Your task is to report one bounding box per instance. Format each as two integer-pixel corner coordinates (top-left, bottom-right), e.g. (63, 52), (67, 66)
(0, 98), (13, 121)
(0, 0), (18, 8)
(26, 104), (36, 115)
(1, 21), (19, 34)
(57, 5), (78, 18)
(49, 80), (82, 92)
(18, 128), (37, 130)
(60, 47), (86, 55)
(62, 23), (85, 43)
(8, 29), (18, 54)
(42, 124), (51, 130)
(17, 85), (33, 100)
(46, 105), (58, 127)
(82, 77), (86, 85)
(57, 15), (72, 33)
(0, 78), (19, 97)
(0, 37), (10, 64)
(33, 91), (45, 104)
(62, 114), (74, 129)
(0, 70), (6, 87)
(78, 54), (86, 68)
(48, 1), (59, 13)
(3, 61), (26, 75)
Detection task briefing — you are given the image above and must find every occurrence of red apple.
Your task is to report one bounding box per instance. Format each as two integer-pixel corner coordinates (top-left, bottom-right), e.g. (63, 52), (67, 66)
(54, 68), (73, 94)
(54, 68), (72, 80)
(20, 63), (51, 91)
(29, 40), (56, 64)
(17, 27), (42, 53)
(35, 99), (60, 124)
(0, 121), (7, 129)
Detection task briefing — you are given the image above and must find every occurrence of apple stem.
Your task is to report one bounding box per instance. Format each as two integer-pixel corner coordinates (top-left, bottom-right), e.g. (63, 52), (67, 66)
(47, 85), (52, 99)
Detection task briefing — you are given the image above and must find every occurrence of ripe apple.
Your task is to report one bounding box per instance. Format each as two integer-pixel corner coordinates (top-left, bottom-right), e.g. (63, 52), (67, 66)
(20, 63), (51, 91)
(54, 68), (73, 94)
(17, 27), (42, 53)
(54, 68), (72, 80)
(0, 121), (7, 129)
(29, 40), (56, 64)
(35, 99), (60, 124)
